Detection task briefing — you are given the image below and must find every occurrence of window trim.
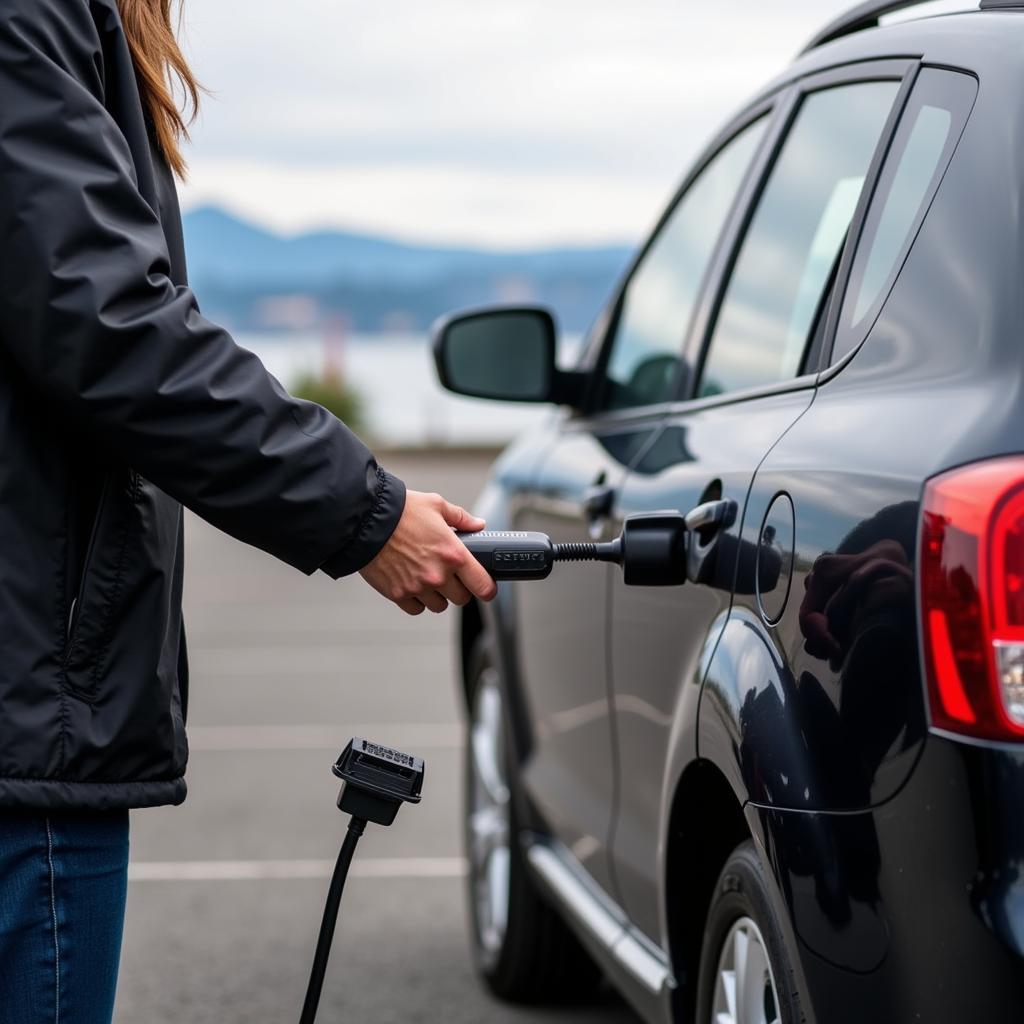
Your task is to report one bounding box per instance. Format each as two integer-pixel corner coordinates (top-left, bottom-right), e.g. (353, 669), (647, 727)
(561, 369), (823, 436)
(820, 64), (979, 375)
(687, 57), (920, 401)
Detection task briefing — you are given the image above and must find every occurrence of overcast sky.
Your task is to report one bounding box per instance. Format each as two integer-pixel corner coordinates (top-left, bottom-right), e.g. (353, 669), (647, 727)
(176, 1), (967, 249)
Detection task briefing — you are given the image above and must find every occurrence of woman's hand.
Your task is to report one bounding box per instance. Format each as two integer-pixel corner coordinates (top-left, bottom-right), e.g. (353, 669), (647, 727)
(359, 490), (498, 615)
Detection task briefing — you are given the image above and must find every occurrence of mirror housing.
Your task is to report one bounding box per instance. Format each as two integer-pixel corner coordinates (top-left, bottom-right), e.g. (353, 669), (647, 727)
(431, 305), (586, 407)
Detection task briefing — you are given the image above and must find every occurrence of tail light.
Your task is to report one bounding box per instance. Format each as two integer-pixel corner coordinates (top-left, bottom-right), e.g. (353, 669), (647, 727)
(920, 456), (1024, 741)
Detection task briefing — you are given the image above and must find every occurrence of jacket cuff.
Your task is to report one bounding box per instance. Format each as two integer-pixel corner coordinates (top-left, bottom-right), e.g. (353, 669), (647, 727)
(319, 468), (407, 579)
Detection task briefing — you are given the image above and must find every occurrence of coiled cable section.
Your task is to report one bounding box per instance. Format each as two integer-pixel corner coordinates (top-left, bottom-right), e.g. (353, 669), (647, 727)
(553, 542), (598, 562)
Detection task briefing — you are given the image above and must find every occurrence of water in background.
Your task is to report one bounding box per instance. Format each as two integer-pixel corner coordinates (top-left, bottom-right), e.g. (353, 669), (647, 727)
(240, 332), (579, 448)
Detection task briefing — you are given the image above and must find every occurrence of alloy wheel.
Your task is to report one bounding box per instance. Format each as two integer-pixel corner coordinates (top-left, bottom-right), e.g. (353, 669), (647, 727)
(710, 915), (781, 1024)
(468, 667), (512, 957)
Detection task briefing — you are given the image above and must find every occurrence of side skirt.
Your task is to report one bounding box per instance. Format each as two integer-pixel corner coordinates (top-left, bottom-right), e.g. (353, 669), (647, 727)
(525, 835), (676, 1022)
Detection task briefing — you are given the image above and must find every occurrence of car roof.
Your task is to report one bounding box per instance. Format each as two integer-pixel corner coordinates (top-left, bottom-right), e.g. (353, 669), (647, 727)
(754, 9), (1024, 99)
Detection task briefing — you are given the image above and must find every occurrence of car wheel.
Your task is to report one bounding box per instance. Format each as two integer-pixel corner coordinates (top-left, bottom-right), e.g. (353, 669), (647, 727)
(464, 635), (599, 1002)
(695, 840), (807, 1024)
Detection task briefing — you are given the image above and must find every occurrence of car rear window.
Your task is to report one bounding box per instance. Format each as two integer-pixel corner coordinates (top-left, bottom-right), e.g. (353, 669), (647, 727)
(831, 68), (978, 364)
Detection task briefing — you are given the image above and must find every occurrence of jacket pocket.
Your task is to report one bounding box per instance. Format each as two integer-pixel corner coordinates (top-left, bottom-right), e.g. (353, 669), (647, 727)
(62, 469), (140, 700)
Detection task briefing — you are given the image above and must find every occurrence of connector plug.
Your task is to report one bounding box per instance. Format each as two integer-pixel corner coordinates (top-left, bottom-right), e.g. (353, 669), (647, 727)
(333, 738), (425, 827)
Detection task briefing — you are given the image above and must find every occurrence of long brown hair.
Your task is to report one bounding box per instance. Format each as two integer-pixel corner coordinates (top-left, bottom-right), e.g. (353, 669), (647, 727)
(117, 0), (201, 178)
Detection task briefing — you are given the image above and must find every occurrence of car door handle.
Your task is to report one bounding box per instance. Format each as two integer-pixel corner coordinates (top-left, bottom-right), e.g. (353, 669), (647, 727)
(582, 484), (616, 522)
(684, 498), (736, 535)
(685, 498), (737, 584)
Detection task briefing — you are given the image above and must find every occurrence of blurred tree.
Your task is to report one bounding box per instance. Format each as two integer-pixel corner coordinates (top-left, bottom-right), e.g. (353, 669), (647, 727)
(290, 371), (365, 435)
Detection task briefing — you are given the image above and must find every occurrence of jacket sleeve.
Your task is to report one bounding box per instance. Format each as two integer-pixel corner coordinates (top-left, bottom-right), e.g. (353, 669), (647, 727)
(0, 0), (405, 577)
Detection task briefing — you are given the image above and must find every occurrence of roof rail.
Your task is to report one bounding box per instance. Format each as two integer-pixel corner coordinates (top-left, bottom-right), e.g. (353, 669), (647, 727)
(801, 0), (987, 54)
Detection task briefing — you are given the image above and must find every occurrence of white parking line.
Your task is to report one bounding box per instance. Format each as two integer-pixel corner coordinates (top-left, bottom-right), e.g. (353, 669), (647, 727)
(128, 857), (467, 882)
(186, 723), (461, 751)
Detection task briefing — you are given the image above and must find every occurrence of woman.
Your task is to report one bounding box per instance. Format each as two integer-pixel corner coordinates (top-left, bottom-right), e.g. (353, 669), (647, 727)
(0, 1), (496, 1020)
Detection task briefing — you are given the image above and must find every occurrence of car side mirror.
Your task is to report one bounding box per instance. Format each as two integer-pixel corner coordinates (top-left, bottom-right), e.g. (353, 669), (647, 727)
(431, 305), (585, 406)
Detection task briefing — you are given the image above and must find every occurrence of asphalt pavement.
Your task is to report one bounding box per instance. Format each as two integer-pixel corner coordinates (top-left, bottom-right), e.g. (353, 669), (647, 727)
(113, 451), (637, 1024)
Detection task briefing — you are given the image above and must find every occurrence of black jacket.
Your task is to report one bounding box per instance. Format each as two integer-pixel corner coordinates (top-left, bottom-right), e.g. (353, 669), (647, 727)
(0, 0), (406, 809)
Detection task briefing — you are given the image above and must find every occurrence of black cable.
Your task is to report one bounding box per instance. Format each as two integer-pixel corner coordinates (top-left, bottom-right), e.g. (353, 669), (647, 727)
(552, 541), (597, 561)
(553, 538), (622, 564)
(299, 816), (366, 1024)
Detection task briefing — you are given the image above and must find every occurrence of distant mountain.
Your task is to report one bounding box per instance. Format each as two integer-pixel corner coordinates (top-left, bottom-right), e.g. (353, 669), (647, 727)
(182, 205), (635, 334)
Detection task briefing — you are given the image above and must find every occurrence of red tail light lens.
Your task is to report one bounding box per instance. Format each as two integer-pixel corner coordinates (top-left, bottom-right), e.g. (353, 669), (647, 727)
(920, 457), (1024, 740)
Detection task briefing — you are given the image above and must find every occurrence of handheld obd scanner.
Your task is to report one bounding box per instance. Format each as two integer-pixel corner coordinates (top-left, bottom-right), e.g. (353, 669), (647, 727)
(456, 511), (690, 586)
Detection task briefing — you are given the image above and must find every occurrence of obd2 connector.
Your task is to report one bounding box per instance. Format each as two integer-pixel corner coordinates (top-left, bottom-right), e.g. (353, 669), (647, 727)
(299, 737), (426, 1024)
(333, 737), (424, 826)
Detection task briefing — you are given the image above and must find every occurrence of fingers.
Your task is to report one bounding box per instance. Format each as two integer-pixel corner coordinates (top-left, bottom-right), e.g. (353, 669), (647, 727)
(455, 555), (498, 602)
(424, 493), (494, 599)
(398, 591), (449, 615)
(439, 577), (474, 607)
(362, 490), (497, 613)
(439, 497), (485, 533)
(421, 591), (449, 614)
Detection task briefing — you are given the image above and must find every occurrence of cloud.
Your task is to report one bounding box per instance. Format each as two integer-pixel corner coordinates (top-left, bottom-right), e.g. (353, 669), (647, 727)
(176, 0), (969, 246)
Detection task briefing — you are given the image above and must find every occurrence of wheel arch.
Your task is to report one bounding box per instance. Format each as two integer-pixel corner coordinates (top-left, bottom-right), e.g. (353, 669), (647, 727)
(664, 759), (750, 1022)
(459, 589), (544, 837)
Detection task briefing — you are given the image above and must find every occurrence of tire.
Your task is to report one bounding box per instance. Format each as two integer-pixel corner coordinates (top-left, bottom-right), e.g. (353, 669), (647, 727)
(463, 635), (599, 1003)
(695, 840), (807, 1024)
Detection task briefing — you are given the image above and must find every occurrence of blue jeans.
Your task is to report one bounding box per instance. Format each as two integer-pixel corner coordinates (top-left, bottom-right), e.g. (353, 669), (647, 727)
(0, 810), (129, 1024)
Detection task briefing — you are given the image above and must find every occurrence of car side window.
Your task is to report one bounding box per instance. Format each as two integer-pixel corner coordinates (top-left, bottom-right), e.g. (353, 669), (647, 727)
(698, 80), (900, 399)
(602, 115), (768, 411)
(831, 69), (978, 364)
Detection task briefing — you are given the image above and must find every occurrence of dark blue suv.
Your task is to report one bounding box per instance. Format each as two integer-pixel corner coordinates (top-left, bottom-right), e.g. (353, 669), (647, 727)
(432, 3), (1024, 1021)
